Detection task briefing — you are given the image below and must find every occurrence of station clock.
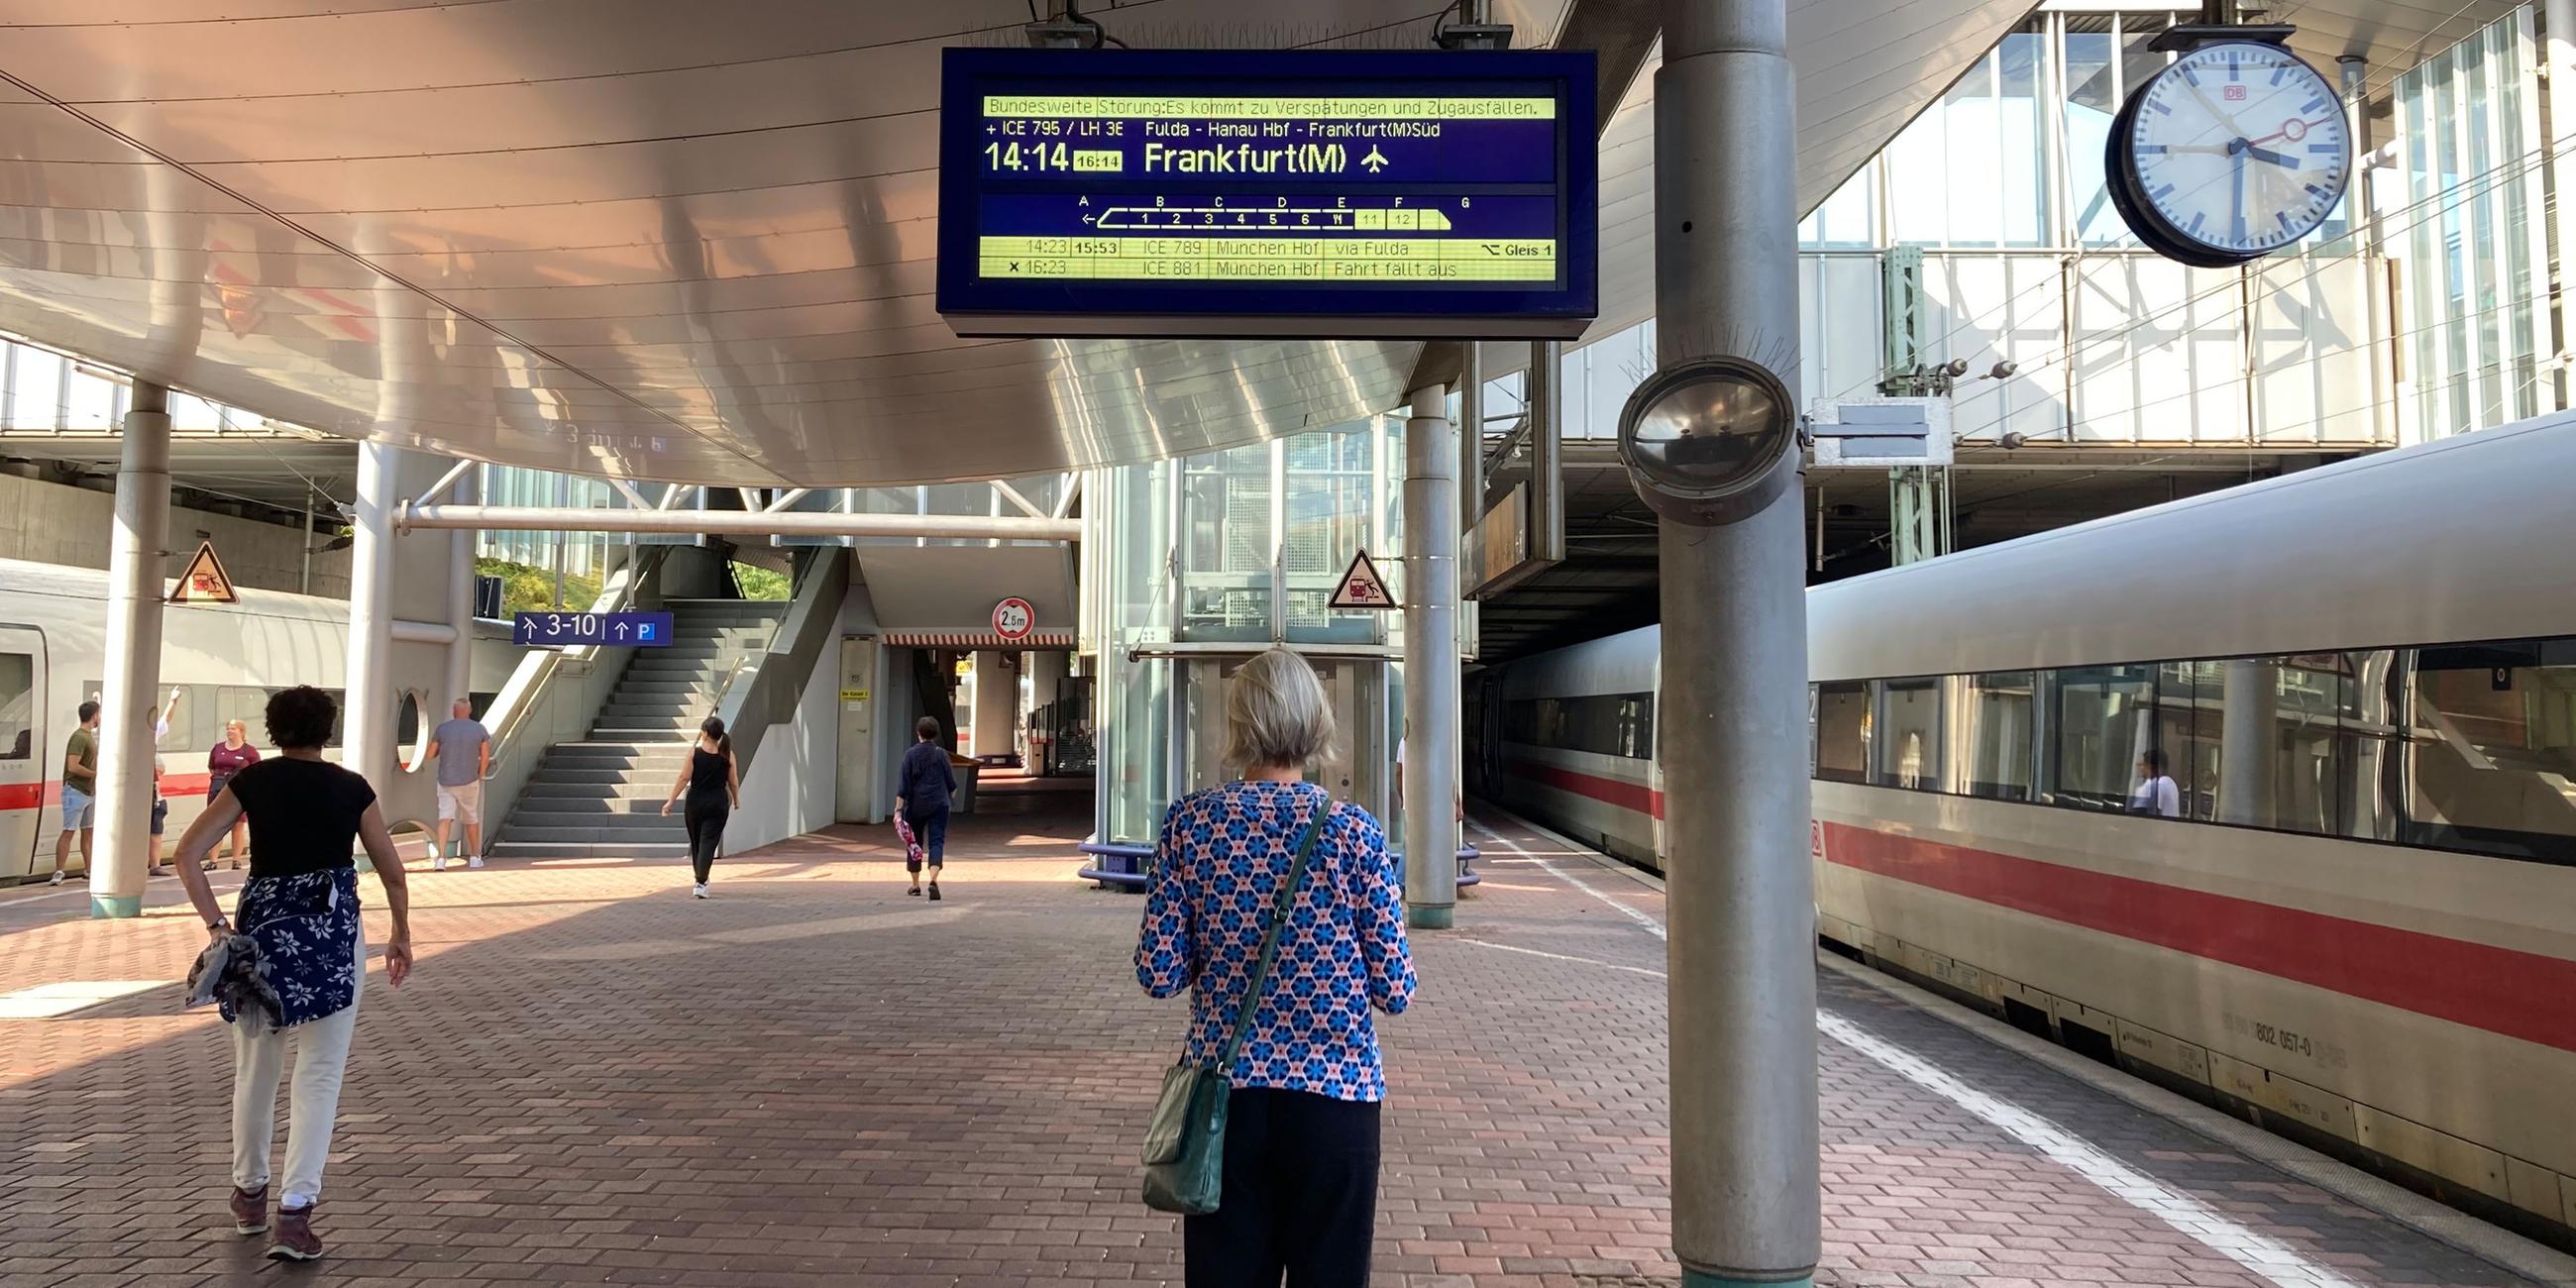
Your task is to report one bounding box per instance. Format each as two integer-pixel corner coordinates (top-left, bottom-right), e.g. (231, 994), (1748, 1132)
(2106, 40), (2353, 268)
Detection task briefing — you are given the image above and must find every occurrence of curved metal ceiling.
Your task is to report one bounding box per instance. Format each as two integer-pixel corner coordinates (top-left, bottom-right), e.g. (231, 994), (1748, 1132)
(0, 0), (2511, 486)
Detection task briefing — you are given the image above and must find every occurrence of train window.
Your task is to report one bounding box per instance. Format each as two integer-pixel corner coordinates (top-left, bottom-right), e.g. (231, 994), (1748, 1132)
(2048, 664), (2158, 811)
(216, 687), (268, 747)
(2402, 638), (2576, 863)
(2340, 651), (2404, 842)
(1873, 679), (1941, 791)
(1814, 682), (1870, 785)
(0, 652), (30, 761)
(1616, 696), (1653, 760)
(2194, 656), (2352, 835)
(1957, 672), (2036, 801)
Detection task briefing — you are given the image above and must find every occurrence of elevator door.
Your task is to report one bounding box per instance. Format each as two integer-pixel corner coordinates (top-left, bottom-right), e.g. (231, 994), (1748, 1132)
(1178, 656), (1382, 809)
(834, 636), (878, 823)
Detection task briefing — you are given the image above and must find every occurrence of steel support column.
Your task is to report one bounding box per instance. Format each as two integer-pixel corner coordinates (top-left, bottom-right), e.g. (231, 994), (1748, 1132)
(90, 381), (171, 917)
(446, 467), (476, 711)
(2543, 0), (2576, 408)
(344, 442), (401, 797)
(1401, 382), (1458, 929)
(1653, 1), (1819, 1284)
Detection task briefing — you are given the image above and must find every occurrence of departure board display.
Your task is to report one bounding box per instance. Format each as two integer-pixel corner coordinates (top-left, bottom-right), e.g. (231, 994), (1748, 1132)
(935, 49), (1596, 339)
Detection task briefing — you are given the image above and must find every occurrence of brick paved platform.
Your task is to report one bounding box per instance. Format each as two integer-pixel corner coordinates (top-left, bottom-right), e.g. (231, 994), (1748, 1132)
(0, 799), (2545, 1287)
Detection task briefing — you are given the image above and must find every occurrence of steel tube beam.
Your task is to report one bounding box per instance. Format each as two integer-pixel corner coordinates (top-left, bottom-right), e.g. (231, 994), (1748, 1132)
(397, 506), (1079, 542)
(1401, 382), (1459, 929)
(409, 457), (473, 512)
(1652, 1), (1819, 1285)
(90, 381), (171, 917)
(445, 469), (476, 709)
(344, 443), (401, 795)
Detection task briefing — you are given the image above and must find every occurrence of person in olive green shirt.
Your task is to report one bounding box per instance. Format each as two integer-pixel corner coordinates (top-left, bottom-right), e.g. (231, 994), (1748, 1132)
(50, 701), (98, 885)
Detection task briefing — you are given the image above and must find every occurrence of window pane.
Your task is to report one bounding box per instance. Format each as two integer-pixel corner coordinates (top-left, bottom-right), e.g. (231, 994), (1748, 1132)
(2050, 664), (2157, 810)
(2064, 28), (2121, 245)
(1814, 682), (1870, 785)
(2341, 650), (2404, 840)
(1959, 672), (2035, 801)
(9, 346), (62, 429)
(1874, 680), (1941, 790)
(0, 652), (29, 761)
(2404, 639), (2576, 862)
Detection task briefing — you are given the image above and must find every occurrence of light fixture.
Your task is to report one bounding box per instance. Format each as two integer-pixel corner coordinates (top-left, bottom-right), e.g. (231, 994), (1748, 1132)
(1614, 356), (1800, 527)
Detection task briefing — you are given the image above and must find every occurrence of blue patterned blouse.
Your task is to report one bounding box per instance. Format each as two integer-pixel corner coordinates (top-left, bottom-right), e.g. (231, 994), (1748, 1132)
(1135, 780), (1417, 1103)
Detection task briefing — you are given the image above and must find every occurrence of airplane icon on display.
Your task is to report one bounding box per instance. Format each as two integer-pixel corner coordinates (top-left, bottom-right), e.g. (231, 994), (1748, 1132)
(1360, 146), (1389, 172)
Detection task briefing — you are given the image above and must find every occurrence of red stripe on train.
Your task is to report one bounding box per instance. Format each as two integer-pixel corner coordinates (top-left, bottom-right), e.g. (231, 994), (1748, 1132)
(1819, 821), (2576, 1054)
(1505, 754), (2576, 1053)
(0, 773), (218, 811)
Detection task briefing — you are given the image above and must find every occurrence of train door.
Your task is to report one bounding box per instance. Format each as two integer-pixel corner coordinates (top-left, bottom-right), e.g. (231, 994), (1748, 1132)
(0, 626), (45, 882)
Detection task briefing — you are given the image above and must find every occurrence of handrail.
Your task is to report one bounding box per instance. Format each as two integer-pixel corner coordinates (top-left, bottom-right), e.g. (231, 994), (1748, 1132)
(712, 547), (849, 772)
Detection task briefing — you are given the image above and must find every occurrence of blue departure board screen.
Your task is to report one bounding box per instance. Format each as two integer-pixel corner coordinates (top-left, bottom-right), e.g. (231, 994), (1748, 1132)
(935, 49), (1596, 339)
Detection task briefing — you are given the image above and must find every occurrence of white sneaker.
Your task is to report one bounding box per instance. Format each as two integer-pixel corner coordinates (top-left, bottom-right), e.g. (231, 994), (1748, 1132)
(48, 870), (62, 886)
(467, 856), (484, 870)
(692, 883), (707, 900)
(432, 855), (446, 872)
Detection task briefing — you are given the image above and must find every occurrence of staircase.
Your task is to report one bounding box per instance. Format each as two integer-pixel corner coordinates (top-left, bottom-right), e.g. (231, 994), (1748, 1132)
(489, 599), (789, 861)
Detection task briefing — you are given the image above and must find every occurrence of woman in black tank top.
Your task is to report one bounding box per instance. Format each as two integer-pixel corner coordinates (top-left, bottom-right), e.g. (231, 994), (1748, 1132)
(660, 716), (741, 899)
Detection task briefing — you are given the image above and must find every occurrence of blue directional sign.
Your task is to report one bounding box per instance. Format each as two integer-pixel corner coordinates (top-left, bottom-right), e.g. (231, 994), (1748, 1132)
(936, 49), (1597, 339)
(512, 611), (676, 648)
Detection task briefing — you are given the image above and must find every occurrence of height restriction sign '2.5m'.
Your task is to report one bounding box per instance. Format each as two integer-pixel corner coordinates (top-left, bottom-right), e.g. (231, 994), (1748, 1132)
(935, 49), (1596, 339)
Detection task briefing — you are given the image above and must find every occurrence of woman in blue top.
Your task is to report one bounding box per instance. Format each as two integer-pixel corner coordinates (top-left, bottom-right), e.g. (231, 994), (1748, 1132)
(895, 716), (958, 900)
(1137, 647), (1416, 1287)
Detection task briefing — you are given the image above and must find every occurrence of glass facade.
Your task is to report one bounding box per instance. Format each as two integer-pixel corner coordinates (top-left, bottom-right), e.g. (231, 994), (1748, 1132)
(0, 336), (285, 434)
(2393, 9), (2552, 439)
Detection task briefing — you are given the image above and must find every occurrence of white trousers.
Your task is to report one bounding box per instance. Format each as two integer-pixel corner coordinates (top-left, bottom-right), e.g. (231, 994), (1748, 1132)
(230, 928), (365, 1210)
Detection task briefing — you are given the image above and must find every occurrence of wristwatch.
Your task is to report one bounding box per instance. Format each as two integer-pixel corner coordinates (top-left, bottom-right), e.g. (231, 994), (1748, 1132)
(207, 917), (229, 933)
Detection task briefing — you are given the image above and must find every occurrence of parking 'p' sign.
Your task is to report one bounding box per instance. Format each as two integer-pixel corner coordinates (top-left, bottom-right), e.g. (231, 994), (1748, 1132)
(992, 596), (1035, 642)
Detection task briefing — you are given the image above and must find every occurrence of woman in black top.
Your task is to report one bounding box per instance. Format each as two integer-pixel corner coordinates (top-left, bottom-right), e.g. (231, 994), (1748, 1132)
(895, 715), (957, 900)
(661, 716), (740, 900)
(171, 686), (413, 1264)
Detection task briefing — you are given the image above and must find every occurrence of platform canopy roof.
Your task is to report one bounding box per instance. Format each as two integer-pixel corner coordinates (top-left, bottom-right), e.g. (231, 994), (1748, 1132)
(0, 0), (2521, 486)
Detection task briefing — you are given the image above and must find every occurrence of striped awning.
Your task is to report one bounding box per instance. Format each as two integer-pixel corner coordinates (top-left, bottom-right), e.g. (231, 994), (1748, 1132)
(881, 630), (1076, 650)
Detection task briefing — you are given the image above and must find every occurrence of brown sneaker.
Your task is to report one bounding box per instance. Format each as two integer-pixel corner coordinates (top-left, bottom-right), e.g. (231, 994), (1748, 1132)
(229, 1185), (268, 1235)
(268, 1204), (322, 1260)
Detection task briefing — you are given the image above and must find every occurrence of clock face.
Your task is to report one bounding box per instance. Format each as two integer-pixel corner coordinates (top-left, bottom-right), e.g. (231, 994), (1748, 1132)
(2116, 42), (2352, 263)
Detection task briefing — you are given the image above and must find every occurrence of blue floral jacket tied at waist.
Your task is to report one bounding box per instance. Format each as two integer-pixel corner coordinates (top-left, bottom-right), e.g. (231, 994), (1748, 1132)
(222, 867), (362, 1032)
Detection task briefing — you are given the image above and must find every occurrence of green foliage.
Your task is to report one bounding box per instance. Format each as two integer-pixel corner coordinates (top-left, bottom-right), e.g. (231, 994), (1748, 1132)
(733, 562), (791, 600)
(477, 557), (601, 616)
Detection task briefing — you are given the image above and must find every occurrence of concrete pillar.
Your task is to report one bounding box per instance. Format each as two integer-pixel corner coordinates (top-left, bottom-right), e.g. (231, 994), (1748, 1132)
(344, 442), (401, 794)
(1401, 381), (1458, 929)
(1652, 1), (1820, 1284)
(970, 650), (1016, 761)
(90, 382), (171, 918)
(2217, 659), (2278, 827)
(446, 467), (476, 711)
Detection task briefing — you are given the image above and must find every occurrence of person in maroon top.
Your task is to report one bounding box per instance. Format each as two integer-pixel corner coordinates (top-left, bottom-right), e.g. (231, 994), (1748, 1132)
(205, 719), (261, 870)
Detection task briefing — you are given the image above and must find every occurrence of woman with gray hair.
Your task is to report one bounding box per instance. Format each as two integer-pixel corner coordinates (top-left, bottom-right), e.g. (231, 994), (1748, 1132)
(1137, 646), (1417, 1286)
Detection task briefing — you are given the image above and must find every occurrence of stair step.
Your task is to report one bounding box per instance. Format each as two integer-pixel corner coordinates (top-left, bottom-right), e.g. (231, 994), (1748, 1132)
(505, 797), (679, 815)
(505, 820), (688, 840)
(487, 841), (694, 861)
(525, 768), (686, 789)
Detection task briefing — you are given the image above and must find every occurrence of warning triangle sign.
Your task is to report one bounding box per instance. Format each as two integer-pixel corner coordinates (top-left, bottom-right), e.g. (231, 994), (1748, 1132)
(167, 540), (239, 605)
(1328, 550), (1396, 610)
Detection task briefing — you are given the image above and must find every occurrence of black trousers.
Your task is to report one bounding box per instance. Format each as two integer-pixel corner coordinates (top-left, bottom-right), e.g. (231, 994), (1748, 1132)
(683, 797), (728, 883)
(1183, 1088), (1381, 1288)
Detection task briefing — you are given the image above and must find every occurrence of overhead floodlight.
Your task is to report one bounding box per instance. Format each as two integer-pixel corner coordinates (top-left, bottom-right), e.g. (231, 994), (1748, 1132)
(1615, 356), (1800, 527)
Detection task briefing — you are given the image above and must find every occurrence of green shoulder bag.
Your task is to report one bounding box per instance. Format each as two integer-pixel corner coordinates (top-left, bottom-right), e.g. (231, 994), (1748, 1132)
(1139, 794), (1331, 1216)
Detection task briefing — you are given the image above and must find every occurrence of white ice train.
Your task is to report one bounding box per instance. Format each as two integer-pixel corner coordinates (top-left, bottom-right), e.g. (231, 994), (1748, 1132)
(0, 558), (516, 884)
(1478, 415), (2576, 1243)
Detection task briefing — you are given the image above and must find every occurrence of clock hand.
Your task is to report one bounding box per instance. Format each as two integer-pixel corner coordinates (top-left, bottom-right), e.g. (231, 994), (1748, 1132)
(2244, 145), (2300, 167)
(2231, 150), (2247, 245)
(2186, 81), (2251, 138)
(2247, 117), (2337, 149)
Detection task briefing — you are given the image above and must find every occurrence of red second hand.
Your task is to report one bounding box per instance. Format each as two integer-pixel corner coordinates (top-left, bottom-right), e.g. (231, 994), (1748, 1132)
(2247, 117), (2335, 149)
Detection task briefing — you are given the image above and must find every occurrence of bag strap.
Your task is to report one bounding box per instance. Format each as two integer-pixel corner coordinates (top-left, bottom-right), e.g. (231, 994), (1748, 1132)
(1215, 789), (1332, 1076)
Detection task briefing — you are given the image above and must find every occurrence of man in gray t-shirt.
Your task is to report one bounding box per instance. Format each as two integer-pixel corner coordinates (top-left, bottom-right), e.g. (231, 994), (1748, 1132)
(423, 699), (492, 870)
